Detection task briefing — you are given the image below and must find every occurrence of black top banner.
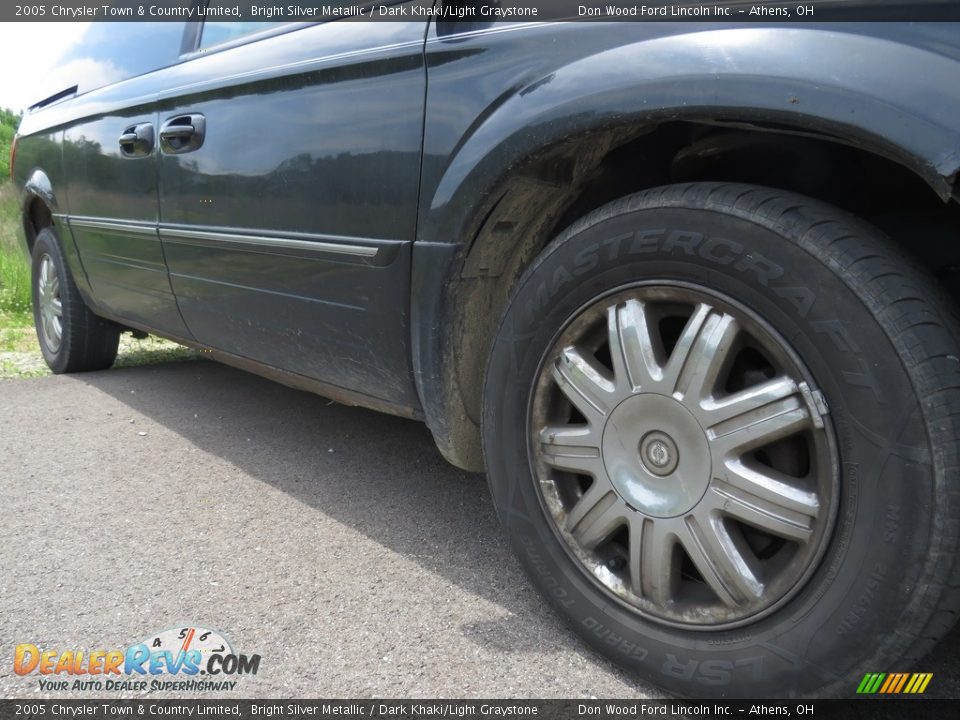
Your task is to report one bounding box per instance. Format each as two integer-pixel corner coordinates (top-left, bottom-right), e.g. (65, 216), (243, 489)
(4, 0), (960, 23)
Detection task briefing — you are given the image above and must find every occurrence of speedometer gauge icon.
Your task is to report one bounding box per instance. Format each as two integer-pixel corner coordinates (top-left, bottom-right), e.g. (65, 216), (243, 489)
(140, 626), (233, 669)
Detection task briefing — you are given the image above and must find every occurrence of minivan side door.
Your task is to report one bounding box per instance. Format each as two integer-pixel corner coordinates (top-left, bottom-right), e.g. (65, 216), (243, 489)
(60, 22), (193, 339)
(153, 19), (428, 410)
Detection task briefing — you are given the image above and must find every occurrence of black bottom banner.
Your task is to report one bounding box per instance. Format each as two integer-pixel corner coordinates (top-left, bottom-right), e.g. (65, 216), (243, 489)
(0, 699), (956, 720)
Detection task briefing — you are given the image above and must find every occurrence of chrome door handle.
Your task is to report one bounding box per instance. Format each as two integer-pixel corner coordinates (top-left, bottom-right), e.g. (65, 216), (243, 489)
(160, 114), (206, 154)
(118, 122), (153, 157)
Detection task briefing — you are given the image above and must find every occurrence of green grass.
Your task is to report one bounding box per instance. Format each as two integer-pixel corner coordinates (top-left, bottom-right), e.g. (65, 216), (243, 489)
(0, 180), (198, 379)
(0, 330), (198, 379)
(0, 181), (30, 320)
(0, 108), (18, 178)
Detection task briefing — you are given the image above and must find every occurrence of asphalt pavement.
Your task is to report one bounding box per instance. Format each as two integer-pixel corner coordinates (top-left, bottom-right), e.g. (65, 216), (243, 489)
(1, 359), (958, 700)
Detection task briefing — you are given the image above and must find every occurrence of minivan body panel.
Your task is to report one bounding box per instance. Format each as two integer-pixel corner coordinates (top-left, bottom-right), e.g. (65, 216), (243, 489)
(153, 20), (428, 408)
(61, 108), (193, 338)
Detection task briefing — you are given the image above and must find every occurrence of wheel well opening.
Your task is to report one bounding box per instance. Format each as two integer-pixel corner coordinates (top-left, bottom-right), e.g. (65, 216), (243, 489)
(442, 120), (960, 470)
(24, 196), (53, 253)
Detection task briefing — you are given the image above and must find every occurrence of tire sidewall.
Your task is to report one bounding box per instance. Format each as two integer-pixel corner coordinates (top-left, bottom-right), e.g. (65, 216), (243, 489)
(483, 203), (934, 697)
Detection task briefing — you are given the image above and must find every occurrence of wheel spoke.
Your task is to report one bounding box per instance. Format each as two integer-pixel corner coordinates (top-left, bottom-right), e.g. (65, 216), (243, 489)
(44, 315), (56, 347)
(666, 306), (739, 401)
(539, 424), (602, 476)
(567, 487), (628, 549)
(608, 300), (662, 393)
(630, 517), (679, 605)
(565, 479), (614, 531)
(707, 384), (810, 457)
(51, 298), (62, 316)
(719, 459), (820, 521)
(703, 377), (799, 425)
(705, 480), (816, 543)
(680, 515), (764, 607)
(552, 347), (616, 423)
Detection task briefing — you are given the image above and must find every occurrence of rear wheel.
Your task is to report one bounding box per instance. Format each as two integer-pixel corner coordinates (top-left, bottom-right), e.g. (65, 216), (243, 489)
(483, 183), (960, 697)
(32, 227), (119, 373)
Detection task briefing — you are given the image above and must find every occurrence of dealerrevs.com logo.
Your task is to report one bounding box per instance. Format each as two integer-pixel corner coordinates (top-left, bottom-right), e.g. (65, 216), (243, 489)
(13, 626), (260, 692)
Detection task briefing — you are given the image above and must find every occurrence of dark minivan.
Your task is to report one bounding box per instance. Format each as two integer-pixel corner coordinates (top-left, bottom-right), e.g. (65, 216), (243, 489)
(12, 4), (960, 697)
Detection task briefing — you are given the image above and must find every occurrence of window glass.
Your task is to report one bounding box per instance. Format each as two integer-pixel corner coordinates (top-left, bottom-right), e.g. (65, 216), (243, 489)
(198, 1), (377, 49)
(36, 21), (188, 104)
(199, 22), (282, 49)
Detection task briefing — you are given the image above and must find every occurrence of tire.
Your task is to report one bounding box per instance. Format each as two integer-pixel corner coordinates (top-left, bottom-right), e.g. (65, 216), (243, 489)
(31, 226), (119, 373)
(482, 182), (960, 697)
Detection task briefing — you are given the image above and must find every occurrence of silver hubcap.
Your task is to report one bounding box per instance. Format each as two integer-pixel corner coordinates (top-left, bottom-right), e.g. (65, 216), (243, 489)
(37, 254), (63, 353)
(530, 284), (837, 627)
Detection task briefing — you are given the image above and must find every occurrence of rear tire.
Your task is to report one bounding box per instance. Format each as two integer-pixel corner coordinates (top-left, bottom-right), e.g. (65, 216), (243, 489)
(483, 183), (960, 697)
(32, 226), (119, 374)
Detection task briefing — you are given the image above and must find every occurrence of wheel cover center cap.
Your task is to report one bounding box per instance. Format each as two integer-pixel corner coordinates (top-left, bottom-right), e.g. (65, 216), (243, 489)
(601, 393), (711, 518)
(639, 431), (679, 475)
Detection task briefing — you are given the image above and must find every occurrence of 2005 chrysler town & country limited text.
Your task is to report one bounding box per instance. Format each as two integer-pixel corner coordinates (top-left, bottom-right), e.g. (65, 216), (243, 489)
(11, 5), (960, 697)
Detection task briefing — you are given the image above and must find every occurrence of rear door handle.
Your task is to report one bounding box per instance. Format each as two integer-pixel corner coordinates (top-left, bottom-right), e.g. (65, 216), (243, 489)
(118, 122), (153, 157)
(160, 114), (205, 154)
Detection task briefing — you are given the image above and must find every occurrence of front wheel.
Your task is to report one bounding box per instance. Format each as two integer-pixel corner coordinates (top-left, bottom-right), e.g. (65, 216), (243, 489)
(32, 226), (119, 373)
(483, 183), (960, 697)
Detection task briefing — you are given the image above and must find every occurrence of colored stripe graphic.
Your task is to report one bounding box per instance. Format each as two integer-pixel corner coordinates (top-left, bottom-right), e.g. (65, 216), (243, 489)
(892, 673), (910, 693)
(904, 674), (920, 693)
(857, 672), (932, 694)
(879, 674), (894, 693)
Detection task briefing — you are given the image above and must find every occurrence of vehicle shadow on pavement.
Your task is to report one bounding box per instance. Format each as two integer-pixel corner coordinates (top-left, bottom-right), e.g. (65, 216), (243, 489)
(79, 359), (648, 689)
(78, 359), (960, 699)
